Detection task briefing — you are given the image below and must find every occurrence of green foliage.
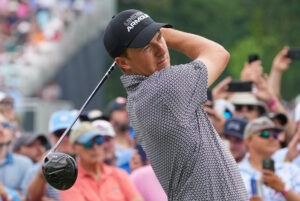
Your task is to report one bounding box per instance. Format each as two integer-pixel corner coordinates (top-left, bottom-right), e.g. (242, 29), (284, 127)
(106, 0), (300, 101)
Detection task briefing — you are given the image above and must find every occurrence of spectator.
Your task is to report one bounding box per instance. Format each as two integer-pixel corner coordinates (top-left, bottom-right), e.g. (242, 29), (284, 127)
(60, 122), (143, 201)
(92, 119), (116, 166)
(231, 92), (265, 121)
(203, 89), (226, 135)
(0, 180), (22, 201)
(107, 97), (134, 173)
(47, 110), (78, 155)
(130, 144), (147, 172)
(266, 112), (288, 146)
(11, 133), (48, 163)
(24, 110), (78, 201)
(0, 91), (18, 133)
(130, 144), (167, 201)
(239, 116), (300, 200)
(273, 125), (300, 168)
(223, 117), (248, 163)
(0, 112), (32, 200)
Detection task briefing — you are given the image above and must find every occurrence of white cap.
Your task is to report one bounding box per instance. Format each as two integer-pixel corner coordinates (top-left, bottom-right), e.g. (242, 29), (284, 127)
(0, 91), (13, 102)
(92, 120), (115, 137)
(214, 99), (235, 116)
(295, 102), (300, 123)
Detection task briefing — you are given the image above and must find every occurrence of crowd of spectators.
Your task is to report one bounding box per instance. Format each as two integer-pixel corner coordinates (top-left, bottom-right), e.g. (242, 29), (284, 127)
(1, 3), (300, 200)
(0, 45), (300, 201)
(0, 0), (95, 90)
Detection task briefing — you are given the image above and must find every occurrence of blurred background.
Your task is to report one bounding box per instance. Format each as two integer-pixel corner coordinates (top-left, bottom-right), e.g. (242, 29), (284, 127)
(0, 0), (299, 134)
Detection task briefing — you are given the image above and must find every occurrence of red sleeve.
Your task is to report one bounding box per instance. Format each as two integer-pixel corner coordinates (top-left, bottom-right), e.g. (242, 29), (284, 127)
(115, 168), (142, 201)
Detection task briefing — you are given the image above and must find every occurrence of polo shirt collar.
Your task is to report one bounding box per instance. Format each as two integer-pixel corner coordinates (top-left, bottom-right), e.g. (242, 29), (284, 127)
(0, 152), (13, 166)
(77, 160), (113, 180)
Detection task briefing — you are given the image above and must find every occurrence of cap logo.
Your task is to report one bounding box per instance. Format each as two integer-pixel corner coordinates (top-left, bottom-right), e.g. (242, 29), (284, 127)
(228, 122), (240, 131)
(124, 12), (149, 32)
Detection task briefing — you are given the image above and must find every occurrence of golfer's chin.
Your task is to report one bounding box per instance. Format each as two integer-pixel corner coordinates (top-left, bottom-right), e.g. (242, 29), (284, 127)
(157, 58), (170, 70)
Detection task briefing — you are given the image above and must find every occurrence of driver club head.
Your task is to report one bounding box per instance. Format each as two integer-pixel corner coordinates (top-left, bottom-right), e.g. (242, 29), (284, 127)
(42, 152), (78, 190)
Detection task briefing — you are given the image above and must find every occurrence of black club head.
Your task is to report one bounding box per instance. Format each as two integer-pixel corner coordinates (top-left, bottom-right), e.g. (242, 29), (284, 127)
(42, 152), (78, 190)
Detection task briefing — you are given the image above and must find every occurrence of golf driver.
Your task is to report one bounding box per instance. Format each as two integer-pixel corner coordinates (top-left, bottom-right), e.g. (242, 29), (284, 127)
(42, 61), (116, 190)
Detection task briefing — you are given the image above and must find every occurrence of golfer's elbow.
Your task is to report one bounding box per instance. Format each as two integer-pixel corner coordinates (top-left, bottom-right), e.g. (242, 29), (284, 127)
(218, 45), (230, 70)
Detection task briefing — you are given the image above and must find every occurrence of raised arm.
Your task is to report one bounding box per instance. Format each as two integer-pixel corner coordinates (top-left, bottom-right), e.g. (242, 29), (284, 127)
(161, 28), (230, 87)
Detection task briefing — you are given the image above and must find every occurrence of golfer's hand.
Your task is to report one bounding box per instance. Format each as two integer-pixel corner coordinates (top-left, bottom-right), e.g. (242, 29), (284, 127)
(262, 169), (285, 192)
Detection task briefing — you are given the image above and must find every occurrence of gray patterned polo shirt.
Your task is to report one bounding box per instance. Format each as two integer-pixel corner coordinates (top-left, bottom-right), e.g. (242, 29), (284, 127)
(120, 60), (248, 200)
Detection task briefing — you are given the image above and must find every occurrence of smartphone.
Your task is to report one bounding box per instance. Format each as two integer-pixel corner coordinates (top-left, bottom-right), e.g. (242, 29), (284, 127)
(248, 54), (260, 63)
(263, 158), (275, 172)
(207, 89), (213, 102)
(227, 81), (252, 92)
(286, 48), (300, 60)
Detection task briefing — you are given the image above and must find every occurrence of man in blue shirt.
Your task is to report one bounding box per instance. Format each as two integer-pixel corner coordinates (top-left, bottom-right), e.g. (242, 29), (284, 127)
(0, 113), (32, 200)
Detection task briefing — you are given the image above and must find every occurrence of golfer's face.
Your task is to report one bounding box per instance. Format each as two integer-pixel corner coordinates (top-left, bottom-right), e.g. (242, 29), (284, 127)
(126, 30), (170, 76)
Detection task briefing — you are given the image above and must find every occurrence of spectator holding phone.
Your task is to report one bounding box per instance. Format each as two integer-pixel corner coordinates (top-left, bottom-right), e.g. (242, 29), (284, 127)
(239, 116), (300, 201)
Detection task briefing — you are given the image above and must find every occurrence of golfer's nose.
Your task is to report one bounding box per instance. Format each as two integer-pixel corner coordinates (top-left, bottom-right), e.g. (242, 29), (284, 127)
(155, 42), (166, 57)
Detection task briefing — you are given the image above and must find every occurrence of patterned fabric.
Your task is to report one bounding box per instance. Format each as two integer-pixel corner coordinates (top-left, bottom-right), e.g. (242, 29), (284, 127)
(121, 60), (248, 201)
(272, 144), (300, 168)
(239, 155), (300, 201)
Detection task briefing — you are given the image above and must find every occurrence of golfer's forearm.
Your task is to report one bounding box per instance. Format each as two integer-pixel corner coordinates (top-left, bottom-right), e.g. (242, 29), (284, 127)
(27, 173), (47, 201)
(161, 28), (228, 61)
(161, 28), (229, 86)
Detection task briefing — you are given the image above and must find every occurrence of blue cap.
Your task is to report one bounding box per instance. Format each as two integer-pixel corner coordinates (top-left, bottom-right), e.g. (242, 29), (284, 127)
(223, 118), (248, 139)
(48, 110), (78, 133)
(77, 130), (101, 144)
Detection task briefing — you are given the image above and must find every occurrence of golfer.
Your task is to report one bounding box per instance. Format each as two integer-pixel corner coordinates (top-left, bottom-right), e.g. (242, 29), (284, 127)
(104, 9), (248, 200)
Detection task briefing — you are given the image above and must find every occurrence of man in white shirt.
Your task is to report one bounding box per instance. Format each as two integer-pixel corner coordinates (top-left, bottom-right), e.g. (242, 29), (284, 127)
(239, 116), (300, 201)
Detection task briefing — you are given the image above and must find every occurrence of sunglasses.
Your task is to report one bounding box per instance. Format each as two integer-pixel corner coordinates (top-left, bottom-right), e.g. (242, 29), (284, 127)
(0, 102), (14, 108)
(53, 129), (71, 138)
(82, 136), (104, 149)
(259, 130), (279, 140)
(235, 105), (256, 111)
(1, 122), (11, 128)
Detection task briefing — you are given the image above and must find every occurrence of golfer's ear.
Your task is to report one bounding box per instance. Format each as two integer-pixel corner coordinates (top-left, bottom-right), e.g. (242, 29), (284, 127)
(115, 56), (130, 72)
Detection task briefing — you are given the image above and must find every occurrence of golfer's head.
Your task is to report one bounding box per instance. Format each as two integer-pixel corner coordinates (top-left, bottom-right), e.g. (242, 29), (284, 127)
(104, 9), (172, 76)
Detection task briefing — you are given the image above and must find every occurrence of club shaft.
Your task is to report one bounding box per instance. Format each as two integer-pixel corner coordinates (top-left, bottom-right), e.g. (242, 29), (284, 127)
(51, 61), (116, 152)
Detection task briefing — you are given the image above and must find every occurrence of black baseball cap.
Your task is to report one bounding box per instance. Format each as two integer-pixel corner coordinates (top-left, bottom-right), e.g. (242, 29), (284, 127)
(104, 9), (172, 58)
(223, 118), (248, 139)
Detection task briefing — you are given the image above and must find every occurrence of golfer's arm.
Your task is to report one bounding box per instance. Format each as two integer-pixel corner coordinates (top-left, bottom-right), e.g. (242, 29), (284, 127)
(161, 28), (230, 87)
(27, 169), (47, 201)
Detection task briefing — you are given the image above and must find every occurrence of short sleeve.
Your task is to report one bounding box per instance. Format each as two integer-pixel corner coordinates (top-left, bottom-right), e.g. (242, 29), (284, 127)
(158, 60), (208, 116)
(115, 169), (141, 200)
